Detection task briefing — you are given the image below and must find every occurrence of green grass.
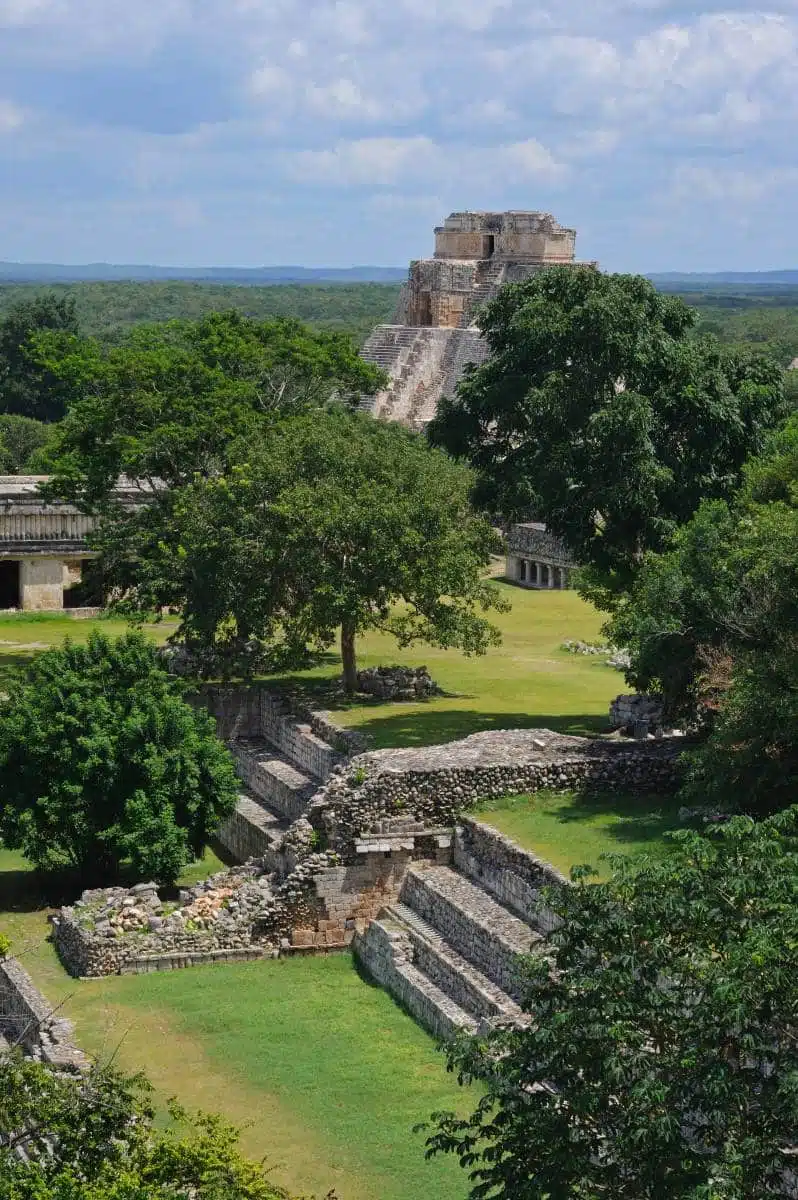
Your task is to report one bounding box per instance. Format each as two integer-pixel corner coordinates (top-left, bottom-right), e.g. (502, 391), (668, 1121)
(271, 582), (620, 749)
(474, 790), (683, 878)
(0, 845), (471, 1200)
(0, 584), (622, 748)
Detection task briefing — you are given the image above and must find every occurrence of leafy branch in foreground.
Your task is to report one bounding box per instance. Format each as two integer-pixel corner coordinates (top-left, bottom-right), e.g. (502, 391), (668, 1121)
(424, 809), (798, 1199)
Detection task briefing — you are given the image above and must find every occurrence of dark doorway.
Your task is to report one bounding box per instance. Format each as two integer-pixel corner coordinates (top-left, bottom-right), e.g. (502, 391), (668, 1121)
(418, 291), (433, 325)
(0, 561), (20, 609)
(483, 235), (496, 258)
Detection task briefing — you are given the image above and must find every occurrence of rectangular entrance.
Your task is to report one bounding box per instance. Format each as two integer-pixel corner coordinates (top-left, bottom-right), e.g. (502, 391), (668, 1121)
(0, 560), (20, 609)
(482, 234), (496, 258)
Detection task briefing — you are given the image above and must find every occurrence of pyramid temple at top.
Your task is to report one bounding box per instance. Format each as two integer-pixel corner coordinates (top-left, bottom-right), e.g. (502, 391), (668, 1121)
(359, 210), (593, 429)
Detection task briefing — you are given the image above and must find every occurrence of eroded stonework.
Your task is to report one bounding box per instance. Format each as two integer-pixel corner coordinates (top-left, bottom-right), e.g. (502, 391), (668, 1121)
(360, 210), (594, 428)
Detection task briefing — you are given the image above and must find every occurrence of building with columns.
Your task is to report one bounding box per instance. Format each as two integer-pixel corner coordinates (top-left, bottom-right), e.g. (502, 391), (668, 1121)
(505, 522), (575, 590)
(0, 477), (142, 611)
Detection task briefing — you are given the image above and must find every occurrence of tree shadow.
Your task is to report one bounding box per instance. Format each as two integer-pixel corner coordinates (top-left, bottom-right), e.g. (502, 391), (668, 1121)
(336, 708), (610, 750)
(538, 788), (683, 850)
(0, 864), (81, 915)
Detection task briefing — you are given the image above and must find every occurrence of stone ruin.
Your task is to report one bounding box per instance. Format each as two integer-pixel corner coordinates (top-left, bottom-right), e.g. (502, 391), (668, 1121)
(359, 210), (595, 429)
(52, 688), (683, 1041)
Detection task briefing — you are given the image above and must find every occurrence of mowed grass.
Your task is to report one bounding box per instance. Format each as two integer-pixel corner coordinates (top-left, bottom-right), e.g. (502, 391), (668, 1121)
(0, 585), (627, 1199)
(272, 581), (619, 748)
(0, 847), (472, 1200)
(473, 790), (684, 879)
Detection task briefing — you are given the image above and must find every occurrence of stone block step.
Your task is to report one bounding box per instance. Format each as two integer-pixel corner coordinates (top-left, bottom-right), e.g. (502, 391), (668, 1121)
(216, 792), (288, 864)
(230, 741), (316, 822)
(386, 902), (525, 1024)
(400, 865), (540, 1002)
(353, 916), (478, 1041)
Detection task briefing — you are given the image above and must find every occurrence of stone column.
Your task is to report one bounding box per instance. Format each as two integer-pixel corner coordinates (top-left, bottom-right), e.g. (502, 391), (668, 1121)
(547, 563), (556, 589)
(530, 562), (539, 587)
(20, 558), (65, 611)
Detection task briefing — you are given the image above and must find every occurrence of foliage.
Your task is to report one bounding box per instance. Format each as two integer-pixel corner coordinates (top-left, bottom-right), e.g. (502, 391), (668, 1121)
(426, 809), (798, 1199)
(0, 930), (10, 957)
(0, 1057), (301, 1199)
(41, 309), (385, 504)
(608, 414), (798, 730)
(98, 409), (505, 690)
(0, 281), (402, 347)
(0, 413), (53, 473)
(0, 631), (238, 883)
(429, 268), (786, 607)
(0, 293), (81, 421)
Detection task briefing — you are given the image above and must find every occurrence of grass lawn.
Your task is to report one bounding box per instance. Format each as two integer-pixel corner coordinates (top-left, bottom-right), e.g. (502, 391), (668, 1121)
(0, 585), (632, 1198)
(0, 585), (622, 750)
(0, 848), (471, 1200)
(271, 582), (620, 748)
(474, 790), (684, 879)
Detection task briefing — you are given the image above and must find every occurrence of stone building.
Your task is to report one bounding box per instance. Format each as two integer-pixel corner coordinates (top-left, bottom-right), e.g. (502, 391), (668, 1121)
(0, 476), (140, 611)
(360, 210), (593, 429)
(505, 521), (575, 589)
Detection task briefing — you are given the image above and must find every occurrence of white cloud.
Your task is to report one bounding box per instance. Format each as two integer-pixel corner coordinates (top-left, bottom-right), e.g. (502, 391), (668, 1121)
(0, 100), (25, 131)
(499, 139), (568, 180)
(670, 163), (798, 205)
(285, 136), (438, 186)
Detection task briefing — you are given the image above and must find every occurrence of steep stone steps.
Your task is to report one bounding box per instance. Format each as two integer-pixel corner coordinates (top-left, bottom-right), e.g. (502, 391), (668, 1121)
(386, 901), (525, 1024)
(399, 864), (540, 1002)
(216, 792), (289, 864)
(230, 739), (317, 823)
(356, 915), (479, 1040)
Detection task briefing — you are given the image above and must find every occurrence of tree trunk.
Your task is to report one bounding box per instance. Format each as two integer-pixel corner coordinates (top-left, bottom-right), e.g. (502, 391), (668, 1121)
(341, 618), (358, 695)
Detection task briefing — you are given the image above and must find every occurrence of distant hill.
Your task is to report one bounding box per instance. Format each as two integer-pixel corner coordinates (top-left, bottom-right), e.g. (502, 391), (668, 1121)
(0, 262), (407, 284)
(650, 270), (798, 286)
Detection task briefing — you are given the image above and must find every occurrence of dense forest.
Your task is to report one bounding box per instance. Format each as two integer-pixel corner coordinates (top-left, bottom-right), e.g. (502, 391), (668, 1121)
(2, 280), (798, 364)
(0, 282), (402, 347)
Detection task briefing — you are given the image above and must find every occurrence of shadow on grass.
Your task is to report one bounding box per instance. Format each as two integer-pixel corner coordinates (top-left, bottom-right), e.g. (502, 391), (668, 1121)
(0, 865), (80, 915)
(554, 789), (683, 849)
(342, 708), (609, 749)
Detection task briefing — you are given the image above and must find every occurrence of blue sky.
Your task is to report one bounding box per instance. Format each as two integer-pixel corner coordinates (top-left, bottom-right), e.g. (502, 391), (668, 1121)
(1, 0), (796, 271)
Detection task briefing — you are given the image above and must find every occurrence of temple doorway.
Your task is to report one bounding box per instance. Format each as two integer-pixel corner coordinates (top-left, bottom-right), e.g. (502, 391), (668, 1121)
(482, 234), (496, 258)
(0, 561), (20, 609)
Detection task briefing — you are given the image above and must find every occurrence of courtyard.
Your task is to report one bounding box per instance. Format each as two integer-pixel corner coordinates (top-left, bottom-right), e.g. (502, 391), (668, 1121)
(0, 584), (679, 1200)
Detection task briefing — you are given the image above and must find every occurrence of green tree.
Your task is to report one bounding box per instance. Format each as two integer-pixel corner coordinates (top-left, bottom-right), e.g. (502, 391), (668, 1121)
(0, 292), (80, 421)
(0, 413), (52, 473)
(428, 268), (785, 607)
(0, 1057), (306, 1198)
(607, 415), (798, 723)
(40, 309), (385, 504)
(102, 410), (505, 691)
(426, 809), (798, 1199)
(0, 631), (238, 883)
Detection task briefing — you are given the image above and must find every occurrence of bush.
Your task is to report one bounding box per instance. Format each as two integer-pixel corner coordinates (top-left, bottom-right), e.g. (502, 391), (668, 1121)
(0, 631), (239, 884)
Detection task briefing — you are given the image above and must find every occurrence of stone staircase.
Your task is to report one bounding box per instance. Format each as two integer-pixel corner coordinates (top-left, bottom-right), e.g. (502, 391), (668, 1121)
(354, 860), (541, 1040)
(462, 261), (506, 327)
(217, 724), (335, 866)
(359, 325), (488, 428)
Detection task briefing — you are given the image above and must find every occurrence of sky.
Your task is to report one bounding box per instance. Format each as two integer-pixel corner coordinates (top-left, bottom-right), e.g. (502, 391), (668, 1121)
(1, 0), (797, 272)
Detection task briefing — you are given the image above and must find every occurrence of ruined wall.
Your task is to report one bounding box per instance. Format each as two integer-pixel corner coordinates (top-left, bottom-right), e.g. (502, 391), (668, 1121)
(0, 957), (87, 1069)
(454, 817), (565, 934)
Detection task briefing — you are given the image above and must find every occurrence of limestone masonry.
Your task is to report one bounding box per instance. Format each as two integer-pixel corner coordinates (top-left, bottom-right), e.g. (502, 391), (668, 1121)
(53, 688), (681, 1041)
(360, 210), (593, 429)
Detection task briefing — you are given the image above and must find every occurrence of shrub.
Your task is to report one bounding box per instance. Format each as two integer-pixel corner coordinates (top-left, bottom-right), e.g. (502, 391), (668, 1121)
(0, 631), (239, 884)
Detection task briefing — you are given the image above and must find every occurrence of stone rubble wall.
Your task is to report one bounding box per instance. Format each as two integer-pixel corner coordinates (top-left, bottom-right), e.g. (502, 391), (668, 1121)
(0, 957), (87, 1070)
(453, 817), (566, 934)
(314, 729), (681, 855)
(609, 693), (665, 731)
